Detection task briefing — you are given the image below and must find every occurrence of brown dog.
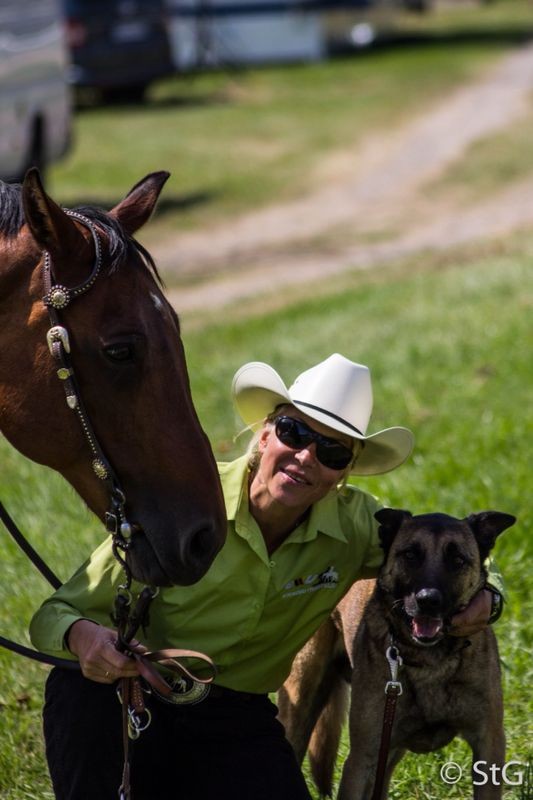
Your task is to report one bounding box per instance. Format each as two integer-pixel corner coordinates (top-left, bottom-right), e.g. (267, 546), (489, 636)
(278, 509), (516, 799)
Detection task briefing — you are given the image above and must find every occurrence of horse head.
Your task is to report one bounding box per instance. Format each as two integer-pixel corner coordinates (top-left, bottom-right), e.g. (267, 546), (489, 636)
(0, 170), (226, 587)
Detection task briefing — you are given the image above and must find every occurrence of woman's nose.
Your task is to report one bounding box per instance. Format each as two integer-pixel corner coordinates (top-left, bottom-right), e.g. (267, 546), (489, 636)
(296, 442), (318, 465)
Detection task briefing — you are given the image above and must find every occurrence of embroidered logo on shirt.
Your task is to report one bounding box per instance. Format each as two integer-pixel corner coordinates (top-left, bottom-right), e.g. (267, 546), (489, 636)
(282, 566), (339, 598)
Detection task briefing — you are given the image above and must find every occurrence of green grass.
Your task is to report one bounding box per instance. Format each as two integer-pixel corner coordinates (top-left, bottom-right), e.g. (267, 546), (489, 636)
(392, 0), (533, 39)
(49, 38), (512, 237)
(1, 235), (531, 797)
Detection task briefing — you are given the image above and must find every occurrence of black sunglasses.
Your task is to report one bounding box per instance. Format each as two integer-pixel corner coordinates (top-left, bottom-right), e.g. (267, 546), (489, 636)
(274, 416), (353, 471)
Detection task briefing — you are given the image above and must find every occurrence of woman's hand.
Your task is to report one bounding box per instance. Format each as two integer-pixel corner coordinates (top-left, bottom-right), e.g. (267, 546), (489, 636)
(67, 619), (147, 683)
(449, 589), (493, 637)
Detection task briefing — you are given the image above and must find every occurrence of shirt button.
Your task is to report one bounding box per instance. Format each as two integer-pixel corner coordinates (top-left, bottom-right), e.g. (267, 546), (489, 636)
(269, 560), (276, 568)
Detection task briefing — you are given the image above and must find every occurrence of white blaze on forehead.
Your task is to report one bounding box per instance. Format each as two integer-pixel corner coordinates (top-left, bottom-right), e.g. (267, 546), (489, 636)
(150, 291), (164, 312)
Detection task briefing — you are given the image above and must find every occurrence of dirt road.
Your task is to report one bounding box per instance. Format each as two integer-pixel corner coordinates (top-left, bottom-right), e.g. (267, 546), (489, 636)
(153, 42), (533, 318)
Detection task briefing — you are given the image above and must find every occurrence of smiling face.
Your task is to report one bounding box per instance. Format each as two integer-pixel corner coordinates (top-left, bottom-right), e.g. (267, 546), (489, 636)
(249, 405), (355, 521)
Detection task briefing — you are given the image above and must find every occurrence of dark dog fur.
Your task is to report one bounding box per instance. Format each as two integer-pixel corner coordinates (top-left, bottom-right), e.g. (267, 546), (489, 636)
(278, 509), (515, 799)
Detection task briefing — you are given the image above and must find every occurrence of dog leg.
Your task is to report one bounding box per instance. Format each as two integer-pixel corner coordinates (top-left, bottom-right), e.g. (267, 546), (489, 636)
(463, 650), (505, 800)
(308, 671), (350, 796)
(338, 746), (404, 800)
(467, 727), (506, 800)
(278, 616), (348, 788)
(338, 749), (375, 800)
(337, 658), (392, 800)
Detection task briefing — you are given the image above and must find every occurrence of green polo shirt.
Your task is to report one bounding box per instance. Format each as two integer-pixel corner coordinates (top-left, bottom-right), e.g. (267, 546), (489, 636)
(30, 456), (384, 693)
(30, 455), (504, 693)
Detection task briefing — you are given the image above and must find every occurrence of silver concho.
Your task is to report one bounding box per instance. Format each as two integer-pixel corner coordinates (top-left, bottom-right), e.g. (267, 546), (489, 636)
(46, 325), (71, 354)
(92, 458), (109, 480)
(46, 285), (71, 309)
(153, 675), (211, 706)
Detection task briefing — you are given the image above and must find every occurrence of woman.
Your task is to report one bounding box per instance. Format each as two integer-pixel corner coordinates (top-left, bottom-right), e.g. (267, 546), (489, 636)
(30, 354), (502, 800)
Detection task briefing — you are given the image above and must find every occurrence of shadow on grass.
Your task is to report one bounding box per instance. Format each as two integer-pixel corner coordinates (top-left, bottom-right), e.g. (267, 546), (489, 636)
(74, 88), (232, 113)
(336, 25), (533, 57)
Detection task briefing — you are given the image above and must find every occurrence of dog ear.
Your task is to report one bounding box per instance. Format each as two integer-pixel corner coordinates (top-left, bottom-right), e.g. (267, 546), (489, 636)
(466, 511), (516, 559)
(374, 508), (412, 553)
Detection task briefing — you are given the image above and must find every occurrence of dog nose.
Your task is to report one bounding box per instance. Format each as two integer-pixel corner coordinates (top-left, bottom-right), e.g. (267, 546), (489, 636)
(415, 588), (443, 613)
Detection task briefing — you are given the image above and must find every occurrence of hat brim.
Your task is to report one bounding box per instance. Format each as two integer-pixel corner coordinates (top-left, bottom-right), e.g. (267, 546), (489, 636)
(232, 362), (414, 476)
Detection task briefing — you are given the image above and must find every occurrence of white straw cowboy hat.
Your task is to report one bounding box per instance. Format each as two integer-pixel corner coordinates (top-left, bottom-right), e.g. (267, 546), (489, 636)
(232, 353), (414, 475)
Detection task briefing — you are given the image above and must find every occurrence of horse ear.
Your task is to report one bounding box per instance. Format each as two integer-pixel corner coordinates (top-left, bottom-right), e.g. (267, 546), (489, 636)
(109, 171), (170, 235)
(466, 511), (516, 560)
(22, 168), (87, 256)
(374, 508), (412, 553)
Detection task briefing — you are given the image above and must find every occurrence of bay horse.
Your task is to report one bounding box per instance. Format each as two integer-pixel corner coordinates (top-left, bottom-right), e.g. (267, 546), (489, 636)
(0, 169), (226, 589)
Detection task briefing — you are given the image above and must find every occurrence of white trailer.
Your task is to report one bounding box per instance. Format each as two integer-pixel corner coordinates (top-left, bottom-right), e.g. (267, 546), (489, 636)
(166, 0), (326, 69)
(0, 0), (71, 182)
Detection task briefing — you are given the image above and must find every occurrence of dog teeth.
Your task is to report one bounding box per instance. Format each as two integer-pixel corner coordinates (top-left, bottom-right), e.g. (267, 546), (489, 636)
(412, 616), (443, 640)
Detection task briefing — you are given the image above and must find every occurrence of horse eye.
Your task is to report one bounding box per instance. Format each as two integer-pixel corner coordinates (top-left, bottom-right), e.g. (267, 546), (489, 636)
(103, 343), (135, 363)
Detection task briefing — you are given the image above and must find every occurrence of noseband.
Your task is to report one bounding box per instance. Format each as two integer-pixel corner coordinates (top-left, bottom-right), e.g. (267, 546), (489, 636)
(43, 211), (134, 569)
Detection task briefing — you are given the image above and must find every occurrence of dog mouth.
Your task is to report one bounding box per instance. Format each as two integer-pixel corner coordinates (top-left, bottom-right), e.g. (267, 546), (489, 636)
(409, 614), (444, 646)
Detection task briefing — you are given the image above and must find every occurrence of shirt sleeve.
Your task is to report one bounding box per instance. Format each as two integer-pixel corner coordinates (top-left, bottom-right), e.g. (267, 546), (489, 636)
(29, 537), (124, 659)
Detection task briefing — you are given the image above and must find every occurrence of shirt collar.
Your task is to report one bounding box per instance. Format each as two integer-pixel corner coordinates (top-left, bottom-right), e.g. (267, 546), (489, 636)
(284, 488), (348, 544)
(218, 456), (348, 544)
(218, 455), (250, 522)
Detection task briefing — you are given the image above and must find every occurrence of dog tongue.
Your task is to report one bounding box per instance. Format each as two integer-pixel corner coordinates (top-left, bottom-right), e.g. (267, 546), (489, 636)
(412, 616), (443, 640)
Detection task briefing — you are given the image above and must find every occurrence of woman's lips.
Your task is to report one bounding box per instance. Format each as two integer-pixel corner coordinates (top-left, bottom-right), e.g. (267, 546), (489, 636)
(280, 468), (311, 486)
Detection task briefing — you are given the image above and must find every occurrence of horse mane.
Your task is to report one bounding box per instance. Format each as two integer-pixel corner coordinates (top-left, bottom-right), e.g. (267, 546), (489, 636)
(72, 205), (165, 288)
(0, 181), (25, 236)
(0, 181), (164, 289)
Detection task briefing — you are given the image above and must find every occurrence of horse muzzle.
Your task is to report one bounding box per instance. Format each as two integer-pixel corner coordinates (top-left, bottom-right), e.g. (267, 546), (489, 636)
(125, 520), (225, 588)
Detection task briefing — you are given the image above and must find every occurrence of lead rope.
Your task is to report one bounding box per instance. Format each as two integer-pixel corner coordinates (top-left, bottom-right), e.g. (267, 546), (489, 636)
(0, 494), (217, 800)
(370, 641), (403, 800)
(113, 582), (155, 800)
(112, 581), (218, 800)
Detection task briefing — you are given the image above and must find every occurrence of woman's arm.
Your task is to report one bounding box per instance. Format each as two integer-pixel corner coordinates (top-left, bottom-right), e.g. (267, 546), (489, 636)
(29, 537), (129, 660)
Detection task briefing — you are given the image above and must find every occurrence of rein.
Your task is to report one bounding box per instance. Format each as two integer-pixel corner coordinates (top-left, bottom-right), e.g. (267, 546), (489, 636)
(370, 642), (403, 800)
(1, 214), (216, 800)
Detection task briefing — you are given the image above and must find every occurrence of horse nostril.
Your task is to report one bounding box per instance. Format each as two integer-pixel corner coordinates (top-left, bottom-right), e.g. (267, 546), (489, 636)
(184, 525), (218, 566)
(415, 588), (443, 612)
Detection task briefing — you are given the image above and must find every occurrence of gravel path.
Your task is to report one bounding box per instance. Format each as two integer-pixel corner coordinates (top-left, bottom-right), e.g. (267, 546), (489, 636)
(152, 42), (533, 317)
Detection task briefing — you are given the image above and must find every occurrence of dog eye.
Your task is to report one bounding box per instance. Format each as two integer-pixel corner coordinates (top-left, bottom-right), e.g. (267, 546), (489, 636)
(400, 548), (421, 563)
(450, 554), (467, 569)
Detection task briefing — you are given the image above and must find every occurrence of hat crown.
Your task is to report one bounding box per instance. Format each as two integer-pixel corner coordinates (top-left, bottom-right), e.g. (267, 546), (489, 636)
(289, 354), (373, 436)
(231, 353), (414, 475)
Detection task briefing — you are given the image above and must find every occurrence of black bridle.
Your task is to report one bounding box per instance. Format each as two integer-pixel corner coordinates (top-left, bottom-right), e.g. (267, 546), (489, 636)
(1, 212), (216, 799)
(1, 210), (140, 666)
(43, 211), (135, 562)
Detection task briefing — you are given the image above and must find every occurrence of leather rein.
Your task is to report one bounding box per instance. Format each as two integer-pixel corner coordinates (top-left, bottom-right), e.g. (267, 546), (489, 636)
(1, 212), (216, 800)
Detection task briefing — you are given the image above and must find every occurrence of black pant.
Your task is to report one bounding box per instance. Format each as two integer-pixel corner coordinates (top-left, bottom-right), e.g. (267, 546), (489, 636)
(43, 668), (312, 800)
